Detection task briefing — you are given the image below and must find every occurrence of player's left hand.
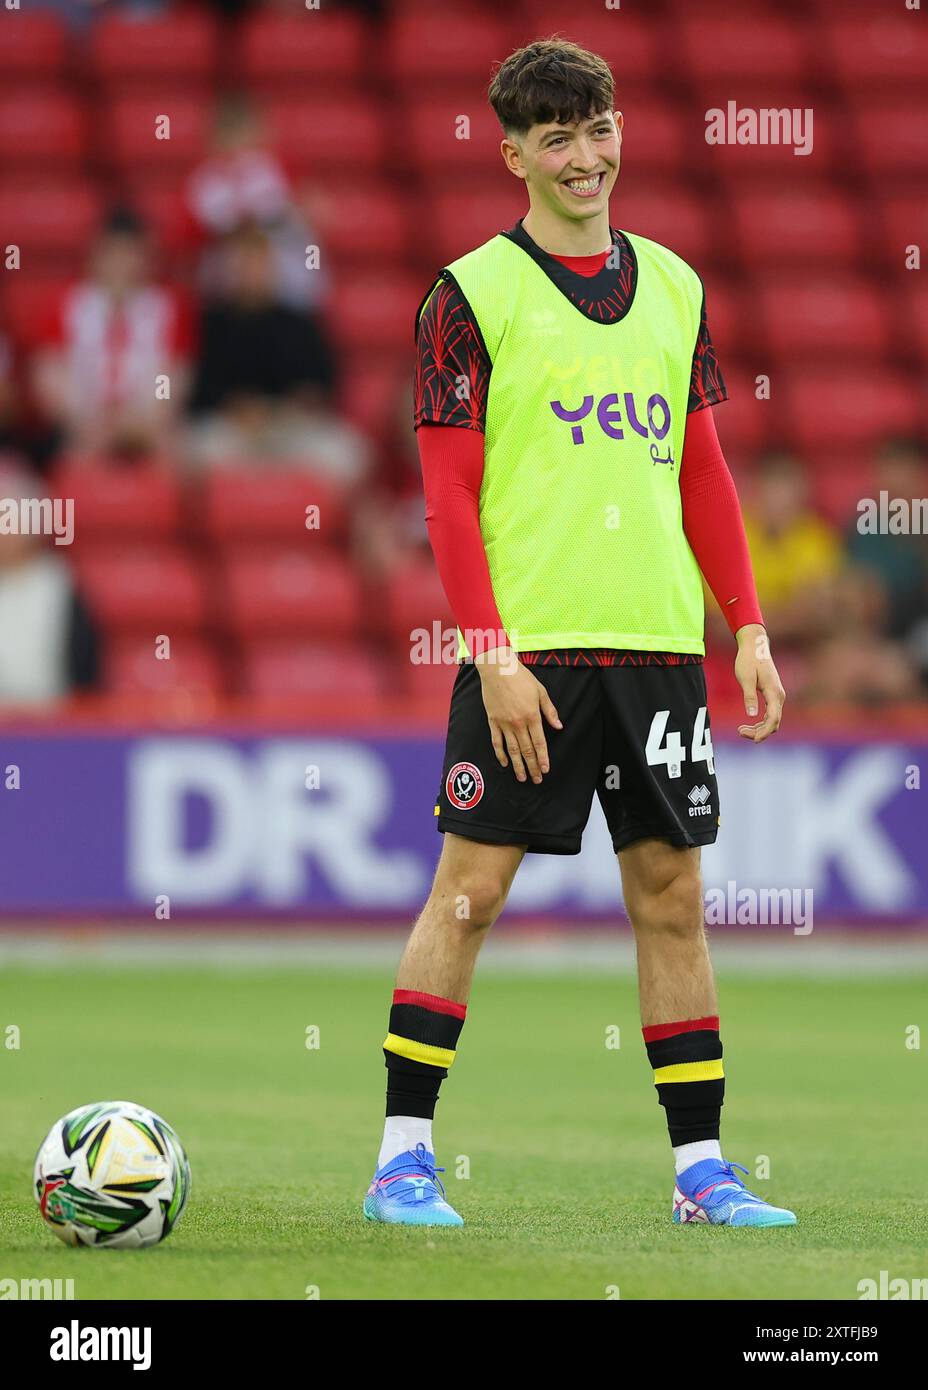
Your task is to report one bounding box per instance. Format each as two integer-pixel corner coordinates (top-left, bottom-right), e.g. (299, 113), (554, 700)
(734, 624), (786, 742)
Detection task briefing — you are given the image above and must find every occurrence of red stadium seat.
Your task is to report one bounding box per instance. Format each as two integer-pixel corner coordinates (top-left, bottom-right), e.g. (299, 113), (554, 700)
(330, 271), (425, 354)
(199, 471), (350, 548)
(101, 96), (210, 173)
(0, 179), (102, 264)
(615, 182), (714, 267)
(823, 14), (928, 89)
(0, 92), (87, 166)
(75, 546), (209, 633)
(88, 12), (219, 85)
(854, 107), (928, 176)
(385, 11), (510, 85)
(618, 98), (698, 176)
(405, 95), (511, 176)
(220, 549), (364, 639)
(678, 15), (811, 83)
(234, 10), (366, 87)
(907, 282), (928, 366)
(877, 190), (928, 272)
(383, 556), (453, 645)
(241, 640), (383, 700)
(710, 366), (772, 461)
(262, 95), (386, 174)
(424, 182), (532, 265)
(518, 7), (660, 79)
(783, 368), (923, 451)
(0, 273), (71, 349)
(50, 467), (183, 541)
(397, 650), (456, 706)
(810, 456), (876, 528)
(106, 634), (224, 697)
(757, 273), (891, 360)
(312, 179), (410, 265)
(0, 13), (67, 78)
(700, 277), (745, 360)
(338, 358), (409, 443)
(731, 184), (860, 266)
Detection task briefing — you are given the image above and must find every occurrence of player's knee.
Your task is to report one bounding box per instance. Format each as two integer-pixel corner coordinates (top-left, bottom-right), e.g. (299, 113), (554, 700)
(627, 862), (704, 938)
(440, 875), (509, 932)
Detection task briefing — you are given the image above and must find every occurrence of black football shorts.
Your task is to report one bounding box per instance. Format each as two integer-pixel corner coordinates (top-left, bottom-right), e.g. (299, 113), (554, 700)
(435, 659), (720, 855)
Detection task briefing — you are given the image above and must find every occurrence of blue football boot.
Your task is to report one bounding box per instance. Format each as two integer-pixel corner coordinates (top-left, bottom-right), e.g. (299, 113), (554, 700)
(364, 1142), (463, 1227)
(672, 1159), (797, 1227)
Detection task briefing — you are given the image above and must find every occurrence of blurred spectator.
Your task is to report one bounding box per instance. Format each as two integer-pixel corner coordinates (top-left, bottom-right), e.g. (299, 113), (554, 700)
(802, 567), (922, 706)
(30, 208), (193, 464)
(186, 224), (369, 482)
(0, 467), (100, 705)
(176, 94), (325, 311)
(845, 439), (928, 668)
(742, 450), (844, 645)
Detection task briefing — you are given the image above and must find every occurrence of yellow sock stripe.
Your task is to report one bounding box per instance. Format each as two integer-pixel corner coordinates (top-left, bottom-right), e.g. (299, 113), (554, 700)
(653, 1059), (724, 1085)
(383, 1033), (456, 1069)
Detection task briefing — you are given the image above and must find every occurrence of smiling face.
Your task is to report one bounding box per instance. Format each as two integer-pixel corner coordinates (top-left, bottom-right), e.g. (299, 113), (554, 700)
(502, 110), (623, 226)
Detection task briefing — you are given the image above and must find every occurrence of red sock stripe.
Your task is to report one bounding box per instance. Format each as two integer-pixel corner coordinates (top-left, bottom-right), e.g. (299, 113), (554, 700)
(392, 989), (467, 1020)
(641, 1016), (719, 1043)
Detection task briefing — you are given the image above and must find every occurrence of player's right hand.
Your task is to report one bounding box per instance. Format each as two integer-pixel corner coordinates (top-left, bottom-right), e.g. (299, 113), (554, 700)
(474, 651), (563, 784)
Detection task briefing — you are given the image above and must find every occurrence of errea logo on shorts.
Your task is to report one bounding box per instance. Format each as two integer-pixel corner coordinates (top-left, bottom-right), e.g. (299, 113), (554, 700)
(688, 784), (713, 817)
(446, 762), (484, 811)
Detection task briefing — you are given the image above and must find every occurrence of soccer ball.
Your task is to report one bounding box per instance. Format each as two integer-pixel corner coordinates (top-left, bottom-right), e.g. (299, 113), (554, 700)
(34, 1100), (191, 1249)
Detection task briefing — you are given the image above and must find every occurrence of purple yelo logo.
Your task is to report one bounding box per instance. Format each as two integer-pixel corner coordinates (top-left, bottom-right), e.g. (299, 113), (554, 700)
(550, 391), (674, 466)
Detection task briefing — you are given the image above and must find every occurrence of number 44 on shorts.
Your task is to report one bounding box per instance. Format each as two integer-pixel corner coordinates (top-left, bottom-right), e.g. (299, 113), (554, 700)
(645, 706), (715, 779)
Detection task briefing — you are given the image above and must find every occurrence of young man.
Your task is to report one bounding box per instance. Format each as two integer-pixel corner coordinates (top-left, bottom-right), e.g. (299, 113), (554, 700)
(364, 40), (794, 1229)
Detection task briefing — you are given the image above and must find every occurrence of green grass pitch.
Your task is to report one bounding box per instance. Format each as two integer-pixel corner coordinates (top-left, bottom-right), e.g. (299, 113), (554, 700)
(1, 962), (925, 1300)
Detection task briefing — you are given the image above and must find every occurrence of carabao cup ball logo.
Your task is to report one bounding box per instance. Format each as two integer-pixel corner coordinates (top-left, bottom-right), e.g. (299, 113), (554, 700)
(446, 761), (485, 810)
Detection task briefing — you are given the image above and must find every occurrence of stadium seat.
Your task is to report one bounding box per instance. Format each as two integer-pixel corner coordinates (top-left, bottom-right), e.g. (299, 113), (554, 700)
(74, 546), (209, 633)
(0, 13), (67, 78)
(330, 272), (426, 353)
(241, 640), (383, 700)
(783, 368), (923, 451)
(696, 90), (834, 174)
(219, 549), (365, 639)
(312, 179), (410, 265)
(876, 190), (928, 272)
(757, 273), (891, 360)
(810, 456), (876, 528)
(233, 9), (366, 87)
(700, 277), (745, 360)
(337, 359), (409, 444)
(678, 14), (811, 83)
(383, 556), (454, 645)
(0, 91), (88, 166)
(100, 96), (210, 173)
(424, 182), (534, 265)
(0, 179), (102, 265)
(731, 184), (860, 266)
(854, 107), (928, 176)
(262, 95), (386, 174)
(517, 7), (660, 78)
(405, 95), (513, 176)
(106, 634), (225, 698)
(87, 12), (219, 86)
(50, 467), (183, 541)
(822, 14), (928, 89)
(907, 282), (928, 366)
(199, 471), (350, 548)
(385, 11), (511, 85)
(709, 366), (771, 460)
(614, 182), (714, 267)
(0, 273), (71, 350)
